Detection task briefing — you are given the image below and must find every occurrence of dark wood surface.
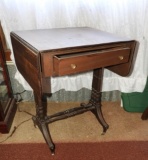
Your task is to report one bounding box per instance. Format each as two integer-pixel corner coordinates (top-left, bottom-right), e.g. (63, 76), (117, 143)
(141, 107), (148, 120)
(10, 27), (138, 154)
(0, 22), (11, 61)
(0, 22), (16, 133)
(11, 27), (137, 78)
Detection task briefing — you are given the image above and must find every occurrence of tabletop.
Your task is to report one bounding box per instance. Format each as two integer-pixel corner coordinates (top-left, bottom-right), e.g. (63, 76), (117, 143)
(12, 27), (132, 52)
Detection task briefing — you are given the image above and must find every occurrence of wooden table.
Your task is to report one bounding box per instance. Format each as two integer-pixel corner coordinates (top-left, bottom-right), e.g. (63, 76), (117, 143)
(10, 27), (138, 154)
(142, 107), (148, 120)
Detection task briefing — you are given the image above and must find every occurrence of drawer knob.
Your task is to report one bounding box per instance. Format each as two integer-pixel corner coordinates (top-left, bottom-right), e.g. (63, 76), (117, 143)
(71, 64), (77, 69)
(118, 56), (124, 60)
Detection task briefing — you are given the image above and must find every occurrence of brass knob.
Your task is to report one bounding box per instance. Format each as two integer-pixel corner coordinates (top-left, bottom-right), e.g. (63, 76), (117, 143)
(71, 64), (77, 69)
(118, 56), (124, 60)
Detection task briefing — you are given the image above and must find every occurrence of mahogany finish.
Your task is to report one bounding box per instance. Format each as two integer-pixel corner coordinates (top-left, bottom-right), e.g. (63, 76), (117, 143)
(0, 22), (16, 133)
(10, 27), (137, 154)
(141, 108), (148, 120)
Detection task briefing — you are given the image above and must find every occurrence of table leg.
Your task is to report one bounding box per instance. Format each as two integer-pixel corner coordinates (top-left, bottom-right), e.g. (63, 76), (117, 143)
(141, 107), (148, 120)
(90, 68), (109, 134)
(31, 68), (109, 154)
(32, 92), (55, 155)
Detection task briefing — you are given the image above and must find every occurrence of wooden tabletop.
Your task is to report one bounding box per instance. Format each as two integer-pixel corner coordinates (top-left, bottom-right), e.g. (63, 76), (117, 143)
(12, 27), (132, 52)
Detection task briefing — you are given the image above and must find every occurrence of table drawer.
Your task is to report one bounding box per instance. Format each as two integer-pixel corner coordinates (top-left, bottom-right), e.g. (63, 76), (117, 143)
(53, 47), (131, 76)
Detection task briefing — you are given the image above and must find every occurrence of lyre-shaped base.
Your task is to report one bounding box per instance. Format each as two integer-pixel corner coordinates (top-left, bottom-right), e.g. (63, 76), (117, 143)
(32, 68), (109, 154)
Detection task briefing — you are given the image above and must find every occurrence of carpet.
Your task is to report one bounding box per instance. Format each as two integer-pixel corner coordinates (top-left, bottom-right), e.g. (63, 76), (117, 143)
(0, 141), (148, 160)
(0, 101), (148, 159)
(1, 101), (148, 143)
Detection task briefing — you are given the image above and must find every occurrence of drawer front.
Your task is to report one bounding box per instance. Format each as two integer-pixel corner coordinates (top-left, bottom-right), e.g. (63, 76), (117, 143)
(53, 48), (130, 76)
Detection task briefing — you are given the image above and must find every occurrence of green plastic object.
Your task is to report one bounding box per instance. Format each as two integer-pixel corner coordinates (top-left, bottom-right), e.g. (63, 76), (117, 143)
(121, 78), (148, 113)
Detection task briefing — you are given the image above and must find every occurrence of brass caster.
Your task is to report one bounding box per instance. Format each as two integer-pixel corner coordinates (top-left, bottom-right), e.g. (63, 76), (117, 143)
(50, 146), (55, 156)
(101, 125), (109, 135)
(101, 131), (105, 135)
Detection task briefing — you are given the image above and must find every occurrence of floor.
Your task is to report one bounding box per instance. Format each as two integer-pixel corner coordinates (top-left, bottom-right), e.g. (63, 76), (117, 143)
(0, 101), (148, 144)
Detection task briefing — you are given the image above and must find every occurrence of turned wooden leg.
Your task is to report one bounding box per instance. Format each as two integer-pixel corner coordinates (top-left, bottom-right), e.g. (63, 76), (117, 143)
(141, 107), (148, 120)
(90, 68), (109, 134)
(32, 92), (55, 155)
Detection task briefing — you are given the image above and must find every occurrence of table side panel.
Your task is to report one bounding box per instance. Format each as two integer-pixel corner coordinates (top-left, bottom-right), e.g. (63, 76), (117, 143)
(41, 53), (54, 77)
(11, 35), (42, 94)
(106, 41), (138, 76)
